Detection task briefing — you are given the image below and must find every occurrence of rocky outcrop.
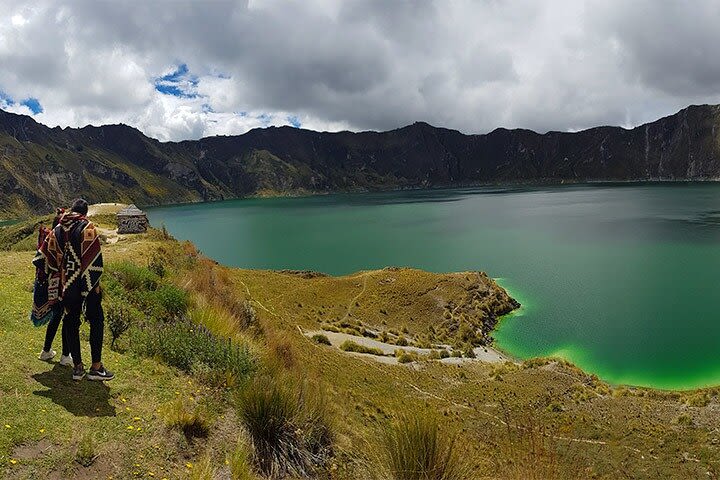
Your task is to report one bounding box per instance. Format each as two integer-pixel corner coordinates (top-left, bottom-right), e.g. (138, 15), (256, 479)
(1, 104), (719, 217)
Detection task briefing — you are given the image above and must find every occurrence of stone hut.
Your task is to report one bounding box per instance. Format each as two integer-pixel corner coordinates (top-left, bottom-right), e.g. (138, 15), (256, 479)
(117, 204), (149, 234)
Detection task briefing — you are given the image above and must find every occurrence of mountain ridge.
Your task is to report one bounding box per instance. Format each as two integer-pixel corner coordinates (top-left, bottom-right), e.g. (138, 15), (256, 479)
(1, 103), (719, 218)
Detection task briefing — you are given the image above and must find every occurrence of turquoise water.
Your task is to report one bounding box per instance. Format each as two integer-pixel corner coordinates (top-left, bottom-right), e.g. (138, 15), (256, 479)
(146, 184), (720, 389)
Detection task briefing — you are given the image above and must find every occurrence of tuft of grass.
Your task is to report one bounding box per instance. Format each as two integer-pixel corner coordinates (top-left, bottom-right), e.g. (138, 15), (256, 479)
(163, 398), (211, 440)
(395, 349), (418, 364)
(75, 432), (97, 467)
(236, 375), (333, 479)
(340, 340), (385, 356)
(312, 334), (332, 345)
(190, 454), (215, 480)
(380, 413), (465, 480)
(228, 437), (259, 480)
(191, 293), (241, 340)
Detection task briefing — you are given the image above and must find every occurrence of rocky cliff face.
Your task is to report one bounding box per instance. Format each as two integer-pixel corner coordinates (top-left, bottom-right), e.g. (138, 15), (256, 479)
(1, 104), (719, 217)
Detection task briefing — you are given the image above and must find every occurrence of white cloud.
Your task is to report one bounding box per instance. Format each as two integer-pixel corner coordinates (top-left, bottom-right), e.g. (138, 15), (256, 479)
(1, 0), (720, 141)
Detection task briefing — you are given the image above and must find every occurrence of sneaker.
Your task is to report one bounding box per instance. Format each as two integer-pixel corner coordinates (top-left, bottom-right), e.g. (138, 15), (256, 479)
(59, 354), (73, 367)
(38, 349), (56, 361)
(87, 365), (114, 382)
(72, 364), (86, 381)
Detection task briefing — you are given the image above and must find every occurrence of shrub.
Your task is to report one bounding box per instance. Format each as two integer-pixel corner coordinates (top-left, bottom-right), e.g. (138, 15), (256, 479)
(340, 340), (384, 356)
(148, 255), (166, 278)
(136, 320), (254, 383)
(462, 346), (476, 359)
(395, 335), (409, 347)
(312, 334), (331, 345)
(395, 350), (417, 364)
(439, 349), (450, 359)
(105, 302), (141, 349)
(381, 413), (465, 480)
(685, 392), (710, 407)
(237, 376), (333, 478)
(154, 283), (189, 319)
(107, 262), (159, 291)
(164, 399), (211, 440)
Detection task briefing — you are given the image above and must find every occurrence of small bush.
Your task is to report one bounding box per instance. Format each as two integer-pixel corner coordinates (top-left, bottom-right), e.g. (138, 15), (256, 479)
(164, 398), (211, 440)
(462, 346), (476, 359)
(395, 350), (417, 364)
(108, 262), (159, 291)
(685, 392), (710, 407)
(154, 283), (189, 319)
(439, 349), (450, 359)
(675, 413), (694, 426)
(395, 335), (409, 347)
(136, 320), (254, 383)
(148, 255), (166, 278)
(237, 376), (333, 478)
(340, 340), (384, 356)
(105, 302), (141, 349)
(75, 433), (96, 467)
(428, 350), (441, 360)
(312, 334), (331, 345)
(381, 413), (465, 480)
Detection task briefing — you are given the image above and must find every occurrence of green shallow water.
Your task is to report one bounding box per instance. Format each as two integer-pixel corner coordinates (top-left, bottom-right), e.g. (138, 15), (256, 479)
(146, 184), (720, 390)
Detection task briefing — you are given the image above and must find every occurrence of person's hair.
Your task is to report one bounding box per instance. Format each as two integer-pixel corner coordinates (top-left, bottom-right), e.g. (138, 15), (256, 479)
(70, 198), (88, 216)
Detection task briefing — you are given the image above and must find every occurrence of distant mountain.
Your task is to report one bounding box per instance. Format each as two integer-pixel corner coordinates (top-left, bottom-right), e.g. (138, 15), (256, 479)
(1, 104), (720, 217)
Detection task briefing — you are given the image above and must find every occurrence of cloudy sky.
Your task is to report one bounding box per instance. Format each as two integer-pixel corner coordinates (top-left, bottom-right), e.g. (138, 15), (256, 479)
(1, 0), (719, 142)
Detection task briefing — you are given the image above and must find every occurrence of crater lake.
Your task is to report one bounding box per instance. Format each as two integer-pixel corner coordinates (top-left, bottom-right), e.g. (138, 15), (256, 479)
(146, 183), (720, 390)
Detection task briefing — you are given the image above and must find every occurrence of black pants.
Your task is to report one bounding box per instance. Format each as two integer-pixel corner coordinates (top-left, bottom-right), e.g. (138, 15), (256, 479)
(63, 287), (104, 366)
(43, 303), (69, 355)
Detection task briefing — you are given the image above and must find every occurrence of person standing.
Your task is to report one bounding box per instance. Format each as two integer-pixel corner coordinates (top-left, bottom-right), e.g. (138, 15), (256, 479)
(34, 199), (114, 381)
(34, 208), (73, 366)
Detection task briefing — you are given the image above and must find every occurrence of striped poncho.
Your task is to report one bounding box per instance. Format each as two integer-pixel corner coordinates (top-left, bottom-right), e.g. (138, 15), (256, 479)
(32, 212), (104, 307)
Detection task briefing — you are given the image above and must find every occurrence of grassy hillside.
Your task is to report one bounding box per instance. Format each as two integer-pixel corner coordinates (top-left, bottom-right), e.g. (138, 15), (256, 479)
(2, 217), (720, 479)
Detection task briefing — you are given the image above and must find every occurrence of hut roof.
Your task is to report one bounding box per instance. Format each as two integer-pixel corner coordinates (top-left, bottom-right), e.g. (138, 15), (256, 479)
(117, 204), (145, 217)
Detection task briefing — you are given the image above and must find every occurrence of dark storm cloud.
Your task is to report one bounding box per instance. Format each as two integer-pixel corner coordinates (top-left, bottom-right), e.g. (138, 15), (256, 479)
(590, 0), (720, 97)
(0, 0), (719, 140)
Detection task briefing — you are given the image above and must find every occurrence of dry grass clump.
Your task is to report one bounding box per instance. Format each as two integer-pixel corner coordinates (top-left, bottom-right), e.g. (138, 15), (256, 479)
(182, 258), (259, 332)
(481, 401), (586, 480)
(163, 398), (211, 441)
(312, 333), (332, 345)
(340, 340), (385, 356)
(395, 349), (418, 364)
(380, 413), (466, 480)
(236, 375), (333, 479)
